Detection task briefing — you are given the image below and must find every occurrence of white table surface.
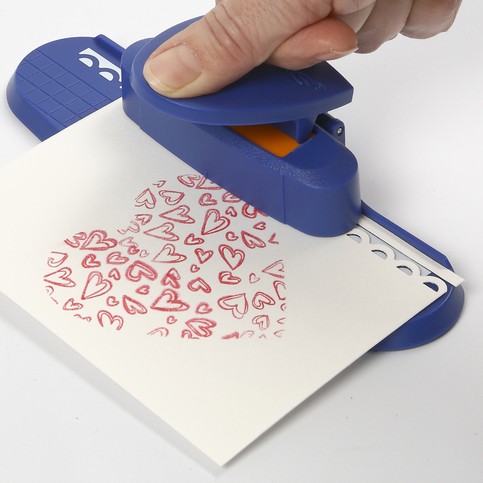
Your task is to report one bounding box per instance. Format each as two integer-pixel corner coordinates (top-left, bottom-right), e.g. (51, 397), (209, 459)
(1, 1), (482, 482)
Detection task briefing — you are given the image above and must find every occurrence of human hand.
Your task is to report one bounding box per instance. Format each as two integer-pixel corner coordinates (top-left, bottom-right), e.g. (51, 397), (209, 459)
(143, 0), (462, 98)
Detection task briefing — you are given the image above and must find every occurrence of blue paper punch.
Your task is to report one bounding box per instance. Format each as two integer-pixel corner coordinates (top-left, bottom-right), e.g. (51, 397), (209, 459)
(6, 19), (464, 350)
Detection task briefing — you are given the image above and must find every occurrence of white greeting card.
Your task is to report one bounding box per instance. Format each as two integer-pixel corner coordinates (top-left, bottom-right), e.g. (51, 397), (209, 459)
(0, 102), (460, 464)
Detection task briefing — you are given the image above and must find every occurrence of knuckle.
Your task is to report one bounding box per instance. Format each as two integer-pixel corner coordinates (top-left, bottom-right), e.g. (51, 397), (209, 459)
(202, 5), (262, 67)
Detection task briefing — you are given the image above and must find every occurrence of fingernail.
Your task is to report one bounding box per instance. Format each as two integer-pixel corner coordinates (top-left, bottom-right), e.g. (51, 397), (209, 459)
(332, 47), (359, 56)
(143, 44), (202, 95)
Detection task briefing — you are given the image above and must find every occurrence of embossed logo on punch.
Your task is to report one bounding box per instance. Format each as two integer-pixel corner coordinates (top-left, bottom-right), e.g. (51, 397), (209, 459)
(290, 72), (326, 92)
(78, 48), (122, 85)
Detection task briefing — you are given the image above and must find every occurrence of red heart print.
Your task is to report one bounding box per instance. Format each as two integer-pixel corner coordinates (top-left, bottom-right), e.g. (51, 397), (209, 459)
(184, 233), (204, 245)
(81, 271), (113, 300)
(97, 310), (124, 330)
(151, 288), (190, 312)
(190, 264), (200, 273)
(262, 260), (285, 278)
(201, 209), (230, 235)
(108, 268), (121, 280)
(159, 205), (195, 224)
(241, 203), (267, 219)
(218, 245), (245, 270)
(117, 221), (140, 235)
(268, 233), (279, 245)
(218, 271), (241, 285)
(106, 296), (119, 306)
(144, 222), (179, 241)
(166, 315), (178, 324)
(222, 192), (240, 203)
(195, 302), (213, 314)
(218, 293), (248, 319)
(81, 254), (101, 269)
(152, 244), (187, 263)
(225, 206), (238, 217)
(153, 180), (166, 188)
(147, 326), (169, 336)
(181, 329), (198, 339)
(128, 246), (140, 255)
(249, 273), (260, 284)
(222, 332), (240, 339)
(225, 231), (238, 241)
(185, 318), (217, 337)
(199, 193), (217, 206)
(135, 188), (156, 209)
(273, 280), (286, 300)
(196, 177), (221, 190)
(125, 260), (158, 282)
(135, 284), (151, 295)
(252, 292), (276, 310)
(64, 232), (87, 248)
(81, 230), (118, 251)
(119, 236), (138, 250)
(187, 277), (211, 293)
(177, 174), (201, 187)
(44, 267), (76, 288)
(122, 295), (148, 315)
(158, 189), (185, 206)
(63, 298), (83, 311)
(47, 251), (68, 268)
(274, 330), (284, 338)
(74, 314), (92, 323)
(135, 213), (153, 225)
(160, 268), (181, 289)
(241, 231), (266, 249)
(194, 247), (213, 264)
(252, 315), (270, 330)
(253, 222), (266, 231)
(106, 251), (130, 265)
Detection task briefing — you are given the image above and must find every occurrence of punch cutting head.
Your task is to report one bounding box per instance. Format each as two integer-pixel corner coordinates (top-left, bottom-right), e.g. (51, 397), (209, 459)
(121, 18), (361, 237)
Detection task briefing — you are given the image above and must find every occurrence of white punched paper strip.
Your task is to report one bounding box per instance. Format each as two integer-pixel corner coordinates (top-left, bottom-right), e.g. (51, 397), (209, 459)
(358, 216), (463, 287)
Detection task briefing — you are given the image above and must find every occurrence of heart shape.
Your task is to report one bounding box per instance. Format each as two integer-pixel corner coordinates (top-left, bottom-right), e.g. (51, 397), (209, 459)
(44, 267), (76, 288)
(218, 293), (248, 319)
(201, 209), (230, 235)
(135, 188), (156, 209)
(252, 292), (276, 310)
(159, 205), (195, 224)
(219, 245), (245, 270)
(81, 254), (101, 269)
(106, 251), (130, 265)
(80, 230), (118, 251)
(144, 222), (179, 241)
(122, 295), (148, 315)
(218, 271), (241, 285)
(160, 267), (181, 289)
(97, 310), (124, 330)
(159, 189), (185, 206)
(125, 260), (158, 282)
(185, 317), (217, 337)
(152, 244), (187, 263)
(151, 288), (190, 312)
(187, 277), (212, 293)
(81, 271), (113, 300)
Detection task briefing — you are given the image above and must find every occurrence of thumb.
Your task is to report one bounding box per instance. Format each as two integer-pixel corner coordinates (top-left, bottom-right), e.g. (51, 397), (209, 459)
(144, 0), (340, 98)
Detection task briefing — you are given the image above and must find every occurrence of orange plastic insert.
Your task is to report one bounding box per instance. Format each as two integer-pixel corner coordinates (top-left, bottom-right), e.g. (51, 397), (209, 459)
(230, 124), (301, 157)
